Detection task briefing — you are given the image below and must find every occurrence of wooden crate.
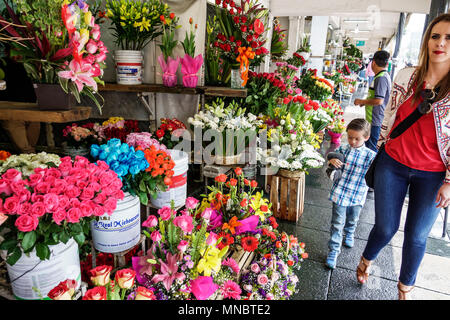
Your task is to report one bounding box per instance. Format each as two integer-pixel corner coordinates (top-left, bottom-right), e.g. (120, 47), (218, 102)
(212, 246), (255, 300)
(267, 173), (305, 222)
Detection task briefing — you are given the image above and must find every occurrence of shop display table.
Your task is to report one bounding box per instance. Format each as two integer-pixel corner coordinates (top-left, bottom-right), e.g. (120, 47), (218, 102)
(0, 101), (91, 148)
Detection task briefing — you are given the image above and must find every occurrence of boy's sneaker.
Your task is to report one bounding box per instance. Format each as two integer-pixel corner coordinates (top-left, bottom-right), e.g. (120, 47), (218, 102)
(343, 235), (354, 248)
(325, 250), (338, 269)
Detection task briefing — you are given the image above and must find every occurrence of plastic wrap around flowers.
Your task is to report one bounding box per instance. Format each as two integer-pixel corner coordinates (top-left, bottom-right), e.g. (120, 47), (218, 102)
(90, 138), (149, 180)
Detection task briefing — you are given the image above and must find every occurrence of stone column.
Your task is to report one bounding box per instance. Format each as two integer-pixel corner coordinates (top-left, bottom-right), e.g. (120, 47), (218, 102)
(308, 16), (329, 76)
(287, 16), (300, 57)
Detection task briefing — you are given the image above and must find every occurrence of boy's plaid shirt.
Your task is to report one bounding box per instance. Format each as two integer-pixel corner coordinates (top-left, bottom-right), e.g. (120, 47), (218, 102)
(329, 144), (376, 207)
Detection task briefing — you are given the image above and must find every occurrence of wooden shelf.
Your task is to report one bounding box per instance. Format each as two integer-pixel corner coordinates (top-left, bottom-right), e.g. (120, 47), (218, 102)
(0, 101), (91, 123)
(99, 83), (247, 98)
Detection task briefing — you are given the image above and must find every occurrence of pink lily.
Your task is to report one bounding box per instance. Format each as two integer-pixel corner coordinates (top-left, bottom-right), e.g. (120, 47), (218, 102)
(152, 252), (185, 291)
(58, 59), (98, 93)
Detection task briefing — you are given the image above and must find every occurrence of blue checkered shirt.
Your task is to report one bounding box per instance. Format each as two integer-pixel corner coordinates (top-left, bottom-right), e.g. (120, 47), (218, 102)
(329, 144), (376, 207)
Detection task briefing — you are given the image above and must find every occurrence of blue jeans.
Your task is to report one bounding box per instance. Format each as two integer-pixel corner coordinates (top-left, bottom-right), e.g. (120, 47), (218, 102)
(329, 202), (363, 253)
(365, 125), (380, 152)
(362, 149), (445, 285)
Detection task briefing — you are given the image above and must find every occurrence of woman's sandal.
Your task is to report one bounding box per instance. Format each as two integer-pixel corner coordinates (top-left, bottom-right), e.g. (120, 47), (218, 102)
(356, 256), (371, 284)
(397, 282), (414, 300)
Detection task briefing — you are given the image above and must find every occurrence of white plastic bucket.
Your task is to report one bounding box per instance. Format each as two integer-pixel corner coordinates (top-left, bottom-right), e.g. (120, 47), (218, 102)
(3, 238), (81, 300)
(115, 50), (143, 85)
(151, 149), (189, 208)
(91, 192), (141, 253)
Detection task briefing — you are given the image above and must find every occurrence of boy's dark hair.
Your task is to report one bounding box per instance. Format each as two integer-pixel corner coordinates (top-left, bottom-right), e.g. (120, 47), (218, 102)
(372, 50), (390, 68)
(346, 118), (370, 137)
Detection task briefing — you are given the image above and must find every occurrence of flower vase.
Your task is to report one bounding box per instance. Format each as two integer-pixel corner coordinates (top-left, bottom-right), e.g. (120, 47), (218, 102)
(180, 53), (203, 88)
(328, 131), (342, 145)
(62, 143), (90, 159)
(230, 68), (244, 89)
(158, 54), (179, 87)
(33, 83), (75, 110)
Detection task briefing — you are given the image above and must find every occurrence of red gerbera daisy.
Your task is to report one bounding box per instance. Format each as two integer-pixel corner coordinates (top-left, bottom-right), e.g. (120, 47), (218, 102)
(241, 236), (259, 252)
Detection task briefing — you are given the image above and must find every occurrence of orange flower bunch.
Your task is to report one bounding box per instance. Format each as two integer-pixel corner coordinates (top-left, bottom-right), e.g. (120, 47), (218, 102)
(0, 150), (11, 161)
(138, 145), (175, 186)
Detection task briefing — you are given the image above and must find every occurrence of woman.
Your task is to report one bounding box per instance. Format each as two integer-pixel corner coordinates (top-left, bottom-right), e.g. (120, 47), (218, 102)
(356, 13), (450, 300)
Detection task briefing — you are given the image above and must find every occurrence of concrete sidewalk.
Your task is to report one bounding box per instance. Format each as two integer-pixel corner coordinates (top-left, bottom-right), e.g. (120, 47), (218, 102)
(283, 89), (450, 300)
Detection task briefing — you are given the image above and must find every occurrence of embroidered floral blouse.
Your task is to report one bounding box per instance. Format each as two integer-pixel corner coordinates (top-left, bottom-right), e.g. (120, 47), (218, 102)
(378, 67), (450, 183)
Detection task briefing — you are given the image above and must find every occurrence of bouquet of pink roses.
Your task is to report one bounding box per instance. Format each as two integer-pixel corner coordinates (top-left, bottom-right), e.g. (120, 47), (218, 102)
(0, 156), (124, 266)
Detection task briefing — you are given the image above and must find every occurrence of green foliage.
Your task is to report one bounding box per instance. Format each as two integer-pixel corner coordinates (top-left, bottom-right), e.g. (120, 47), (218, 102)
(344, 44), (363, 59)
(181, 18), (197, 57)
(298, 36), (311, 53)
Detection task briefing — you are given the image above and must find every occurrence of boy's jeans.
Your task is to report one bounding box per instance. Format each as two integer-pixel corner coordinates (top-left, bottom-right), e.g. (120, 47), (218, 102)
(329, 202), (363, 254)
(362, 149), (445, 286)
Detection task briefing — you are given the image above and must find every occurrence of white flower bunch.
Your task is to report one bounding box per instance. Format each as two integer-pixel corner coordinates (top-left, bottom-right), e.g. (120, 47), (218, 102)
(0, 152), (61, 177)
(188, 99), (262, 133)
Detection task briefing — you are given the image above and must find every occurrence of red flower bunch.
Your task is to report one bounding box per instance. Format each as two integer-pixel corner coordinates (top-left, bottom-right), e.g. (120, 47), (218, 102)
(102, 120), (141, 143)
(155, 118), (187, 149)
(213, 0), (269, 65)
(249, 71), (287, 92)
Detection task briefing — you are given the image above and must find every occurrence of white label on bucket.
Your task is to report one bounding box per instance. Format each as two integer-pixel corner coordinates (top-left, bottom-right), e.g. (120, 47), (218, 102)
(91, 195), (141, 253)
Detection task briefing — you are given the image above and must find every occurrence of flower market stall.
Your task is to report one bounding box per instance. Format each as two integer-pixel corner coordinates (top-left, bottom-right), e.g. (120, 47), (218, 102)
(0, 0), (359, 302)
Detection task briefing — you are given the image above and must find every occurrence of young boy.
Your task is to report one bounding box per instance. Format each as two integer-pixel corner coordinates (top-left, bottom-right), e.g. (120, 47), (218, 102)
(325, 118), (376, 269)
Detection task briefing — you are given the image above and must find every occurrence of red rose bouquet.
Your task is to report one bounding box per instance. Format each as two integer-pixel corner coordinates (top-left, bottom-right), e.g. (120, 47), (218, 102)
(206, 0), (269, 85)
(154, 118), (187, 150)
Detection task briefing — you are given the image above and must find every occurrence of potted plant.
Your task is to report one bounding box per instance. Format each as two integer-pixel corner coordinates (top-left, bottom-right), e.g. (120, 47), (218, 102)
(0, 156), (124, 299)
(205, 0), (269, 86)
(297, 36), (311, 61)
(0, 0), (107, 112)
(158, 12), (181, 87)
(106, 0), (169, 85)
(180, 18), (203, 88)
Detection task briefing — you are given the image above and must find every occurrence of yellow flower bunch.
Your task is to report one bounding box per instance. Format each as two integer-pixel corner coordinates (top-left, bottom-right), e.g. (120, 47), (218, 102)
(249, 192), (270, 221)
(102, 116), (124, 127)
(196, 240), (228, 276)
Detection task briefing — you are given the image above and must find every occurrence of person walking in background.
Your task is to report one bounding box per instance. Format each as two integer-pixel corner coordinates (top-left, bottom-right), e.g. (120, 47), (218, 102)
(356, 13), (450, 300)
(365, 57), (375, 86)
(325, 118), (376, 269)
(354, 50), (392, 152)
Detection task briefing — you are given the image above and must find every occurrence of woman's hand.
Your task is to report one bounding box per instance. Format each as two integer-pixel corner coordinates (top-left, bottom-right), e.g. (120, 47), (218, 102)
(435, 183), (450, 208)
(328, 159), (343, 168)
